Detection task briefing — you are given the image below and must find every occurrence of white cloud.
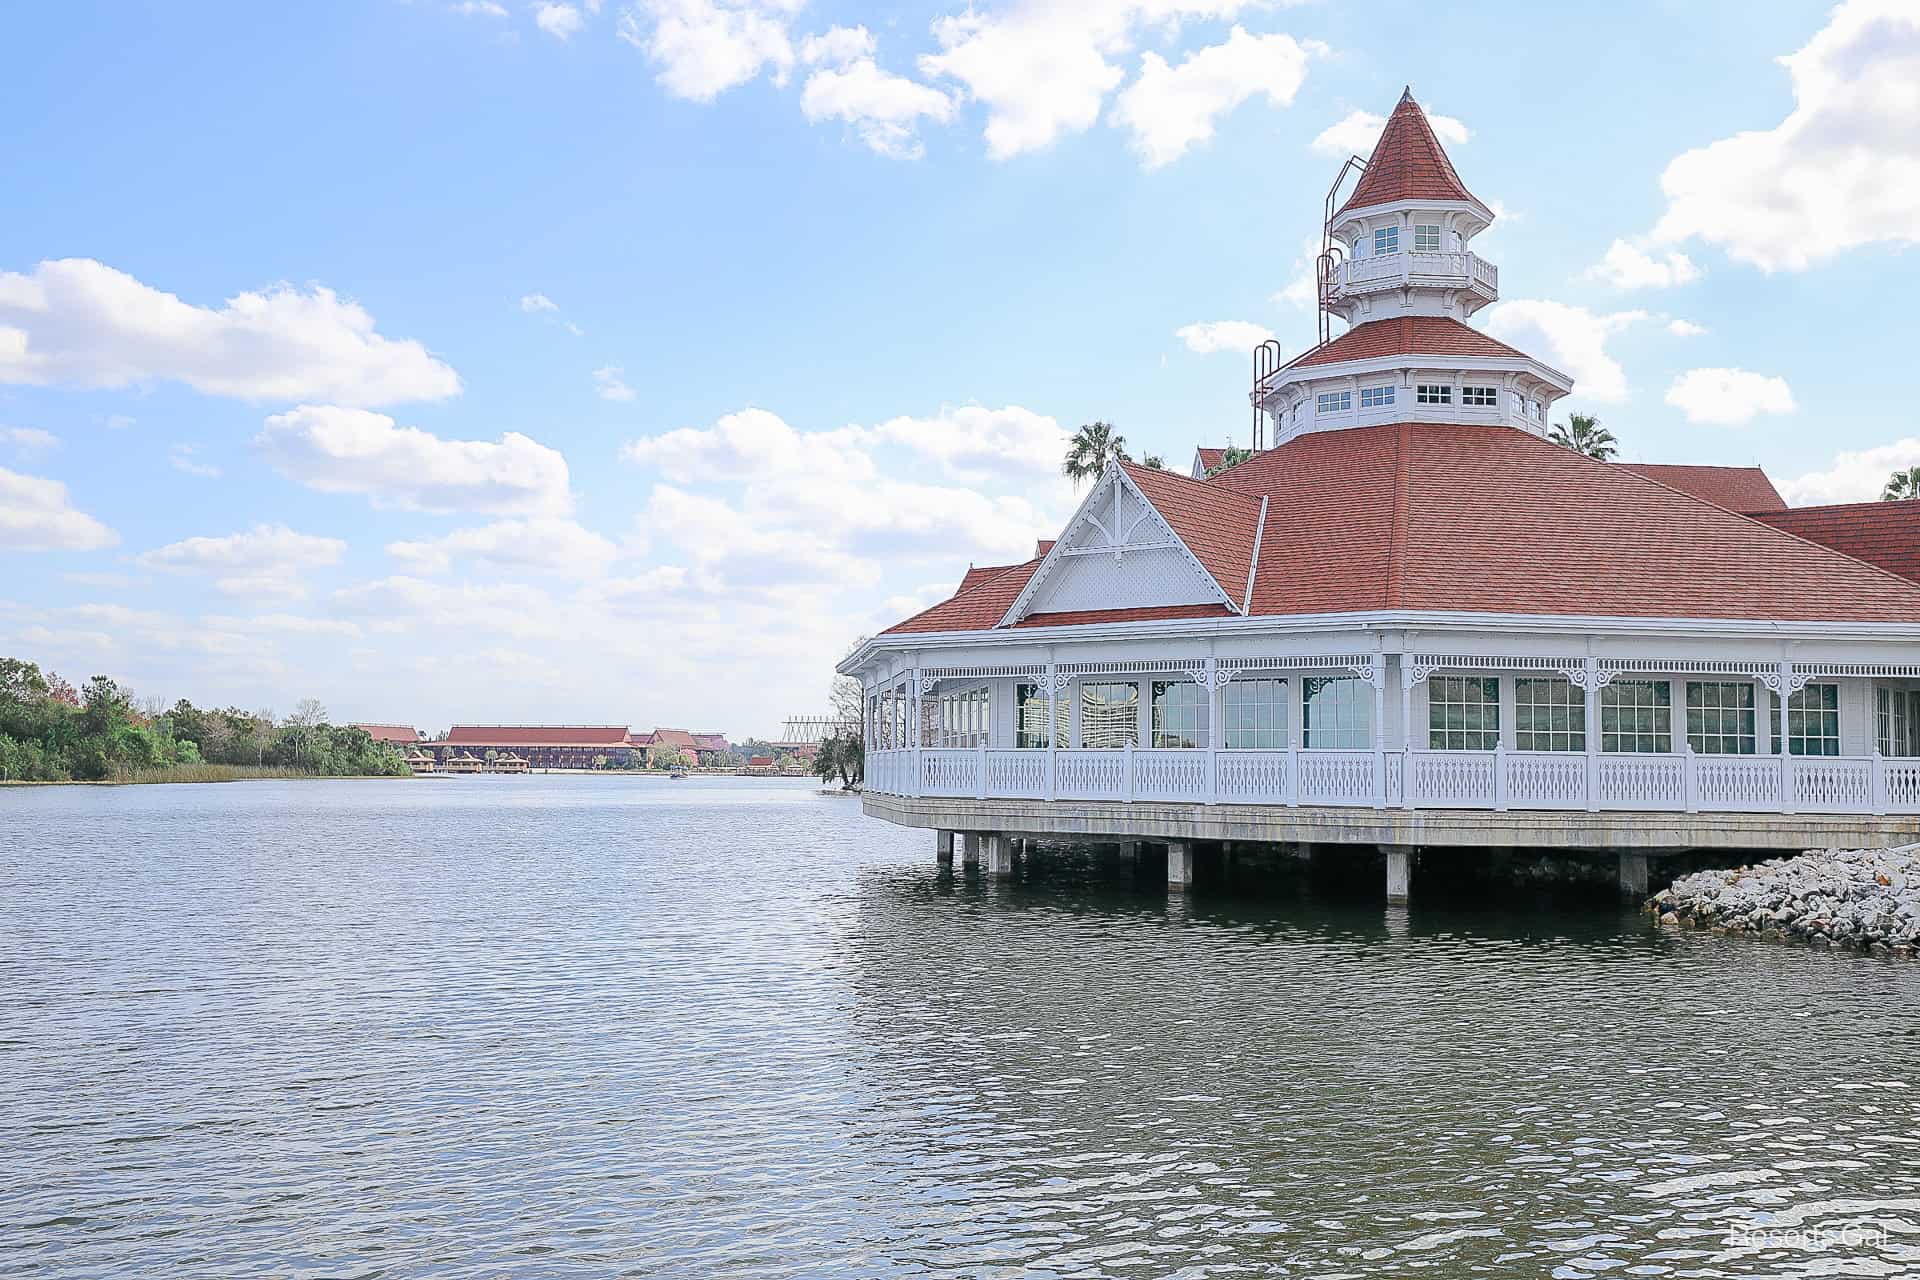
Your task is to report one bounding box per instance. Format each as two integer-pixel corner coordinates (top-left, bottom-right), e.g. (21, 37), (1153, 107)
(203, 612), (364, 639)
(1309, 106), (1469, 157)
(332, 576), (562, 641)
(801, 57), (957, 158)
(534, 2), (583, 38)
(1782, 437), (1920, 506)
(1585, 239), (1702, 289)
(855, 405), (1071, 484)
(1663, 367), (1796, 426)
(919, 1), (1274, 162)
(594, 365), (637, 401)
(256, 405), (573, 516)
(1483, 300), (1645, 402)
(1110, 27), (1321, 168)
(1270, 234), (1324, 310)
(0, 466), (117, 551)
(1666, 318), (1708, 337)
(169, 443), (221, 478)
(799, 24), (874, 67)
(451, 0), (509, 15)
(1175, 319), (1273, 354)
(1649, 0), (1920, 271)
(136, 523), (347, 600)
(387, 518), (618, 579)
(0, 426), (57, 456)
(102, 414), (135, 430)
(616, 0), (796, 102)
(520, 293), (559, 313)
(0, 258), (460, 406)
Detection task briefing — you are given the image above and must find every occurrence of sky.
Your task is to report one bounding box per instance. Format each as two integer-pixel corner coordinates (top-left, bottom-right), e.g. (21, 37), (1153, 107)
(3, 0), (1918, 739)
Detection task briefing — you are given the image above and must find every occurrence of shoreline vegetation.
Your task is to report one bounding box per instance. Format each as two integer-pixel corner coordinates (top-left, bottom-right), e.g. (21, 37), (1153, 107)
(1, 656), (409, 785)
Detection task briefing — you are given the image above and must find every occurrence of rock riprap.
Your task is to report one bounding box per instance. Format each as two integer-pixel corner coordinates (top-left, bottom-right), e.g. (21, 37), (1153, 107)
(1651, 845), (1920, 955)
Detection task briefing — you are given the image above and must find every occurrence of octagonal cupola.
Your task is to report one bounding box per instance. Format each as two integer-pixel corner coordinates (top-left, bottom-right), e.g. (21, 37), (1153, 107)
(1321, 88), (1499, 326)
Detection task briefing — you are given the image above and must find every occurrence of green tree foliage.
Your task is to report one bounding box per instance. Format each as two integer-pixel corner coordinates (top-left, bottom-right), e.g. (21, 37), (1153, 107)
(1062, 421), (1130, 485)
(1882, 466), (1920, 501)
(0, 656), (409, 782)
(1548, 412), (1618, 461)
(1205, 445), (1253, 477)
(811, 732), (863, 789)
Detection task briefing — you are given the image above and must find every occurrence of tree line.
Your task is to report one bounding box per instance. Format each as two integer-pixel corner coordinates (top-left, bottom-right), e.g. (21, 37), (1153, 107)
(0, 657), (410, 783)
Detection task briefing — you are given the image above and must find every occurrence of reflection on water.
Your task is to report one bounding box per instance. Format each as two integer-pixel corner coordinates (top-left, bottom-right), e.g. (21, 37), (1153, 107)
(2, 777), (1916, 1277)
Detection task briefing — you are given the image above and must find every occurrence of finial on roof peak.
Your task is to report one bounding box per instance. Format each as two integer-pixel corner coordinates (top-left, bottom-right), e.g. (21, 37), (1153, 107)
(1399, 84), (1415, 104)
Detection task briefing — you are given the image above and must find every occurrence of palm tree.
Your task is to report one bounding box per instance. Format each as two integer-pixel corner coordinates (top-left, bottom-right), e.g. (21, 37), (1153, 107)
(1206, 444), (1253, 477)
(1141, 454), (1165, 470)
(1549, 412), (1618, 461)
(1883, 467), (1920, 501)
(1062, 421), (1129, 485)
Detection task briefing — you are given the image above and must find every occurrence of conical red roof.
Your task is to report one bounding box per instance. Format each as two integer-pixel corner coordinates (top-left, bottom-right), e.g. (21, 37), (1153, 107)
(1335, 88), (1480, 217)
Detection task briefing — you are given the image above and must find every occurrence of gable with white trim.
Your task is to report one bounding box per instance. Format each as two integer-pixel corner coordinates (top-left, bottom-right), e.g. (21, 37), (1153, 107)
(1005, 467), (1233, 623)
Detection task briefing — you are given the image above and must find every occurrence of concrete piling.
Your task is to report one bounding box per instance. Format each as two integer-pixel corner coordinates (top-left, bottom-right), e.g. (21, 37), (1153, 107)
(936, 830), (954, 865)
(1385, 847), (1412, 905)
(1167, 841), (1194, 891)
(1617, 851), (1649, 902)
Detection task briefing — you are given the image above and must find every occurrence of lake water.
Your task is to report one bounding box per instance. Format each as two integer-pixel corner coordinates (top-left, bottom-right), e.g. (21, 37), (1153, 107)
(3, 775), (1918, 1278)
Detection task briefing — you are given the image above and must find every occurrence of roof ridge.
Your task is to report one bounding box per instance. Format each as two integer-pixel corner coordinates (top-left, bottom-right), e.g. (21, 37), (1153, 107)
(1123, 459), (1263, 506)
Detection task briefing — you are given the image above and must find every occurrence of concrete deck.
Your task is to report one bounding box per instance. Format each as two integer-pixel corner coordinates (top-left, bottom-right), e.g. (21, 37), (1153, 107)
(863, 793), (1920, 853)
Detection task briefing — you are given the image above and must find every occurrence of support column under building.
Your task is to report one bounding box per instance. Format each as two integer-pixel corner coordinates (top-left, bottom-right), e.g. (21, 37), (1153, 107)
(1385, 847), (1412, 906)
(1167, 841), (1194, 891)
(936, 830), (954, 866)
(1618, 852), (1650, 903)
(986, 833), (1015, 879)
(961, 833), (979, 869)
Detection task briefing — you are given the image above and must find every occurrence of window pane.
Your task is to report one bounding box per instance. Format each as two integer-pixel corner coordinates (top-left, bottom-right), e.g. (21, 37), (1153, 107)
(1151, 680), (1208, 749)
(1303, 676), (1372, 749)
(1601, 680), (1671, 753)
(1224, 678), (1289, 749)
(1685, 681), (1755, 755)
(1515, 677), (1584, 751)
(1428, 676), (1500, 750)
(1080, 682), (1139, 749)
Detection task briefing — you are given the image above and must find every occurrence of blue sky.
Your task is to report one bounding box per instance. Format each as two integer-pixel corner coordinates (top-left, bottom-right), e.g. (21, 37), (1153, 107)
(3, 0), (1917, 737)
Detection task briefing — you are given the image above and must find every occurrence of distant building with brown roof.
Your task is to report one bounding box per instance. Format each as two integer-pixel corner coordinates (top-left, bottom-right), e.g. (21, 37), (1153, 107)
(354, 723), (421, 744)
(434, 725), (633, 769)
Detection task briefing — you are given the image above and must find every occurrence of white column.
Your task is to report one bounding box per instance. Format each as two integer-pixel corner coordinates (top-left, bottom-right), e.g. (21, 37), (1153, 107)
(1372, 660), (1387, 809)
(1400, 660), (1417, 810)
(1385, 847), (1412, 905)
(1167, 841), (1194, 891)
(1778, 660), (1796, 813)
(1584, 657), (1600, 813)
(1045, 662), (1058, 801)
(1207, 658), (1222, 805)
(986, 833), (1014, 878)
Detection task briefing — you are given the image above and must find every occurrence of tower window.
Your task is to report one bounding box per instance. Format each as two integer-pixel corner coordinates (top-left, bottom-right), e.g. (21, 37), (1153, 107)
(1316, 390), (1352, 414)
(1416, 384), (1452, 405)
(1373, 226), (1399, 255)
(1462, 386), (1497, 407)
(1414, 224), (1442, 252)
(1360, 384), (1395, 408)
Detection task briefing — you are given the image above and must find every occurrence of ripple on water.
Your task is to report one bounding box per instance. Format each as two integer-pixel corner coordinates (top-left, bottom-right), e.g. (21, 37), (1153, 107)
(1, 777), (1918, 1277)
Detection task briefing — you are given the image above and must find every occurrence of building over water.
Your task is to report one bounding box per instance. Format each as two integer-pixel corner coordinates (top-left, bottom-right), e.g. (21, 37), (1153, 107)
(842, 89), (1920, 898)
(433, 725), (636, 769)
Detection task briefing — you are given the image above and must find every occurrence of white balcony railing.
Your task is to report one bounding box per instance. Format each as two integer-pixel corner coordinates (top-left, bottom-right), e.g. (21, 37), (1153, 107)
(868, 745), (1920, 817)
(1335, 250), (1498, 297)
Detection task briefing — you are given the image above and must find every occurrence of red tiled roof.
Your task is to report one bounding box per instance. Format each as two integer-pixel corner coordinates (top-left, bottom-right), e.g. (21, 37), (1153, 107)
(645, 727), (698, 751)
(883, 558), (1040, 634)
(1123, 461), (1263, 606)
(881, 423), (1920, 632)
(691, 733), (729, 752)
(1335, 88), (1480, 217)
(958, 562), (1019, 593)
(1617, 463), (1786, 514)
(443, 725), (631, 747)
(352, 723), (419, 743)
(1753, 500), (1920, 585)
(1288, 315), (1529, 370)
(1193, 447), (1226, 474)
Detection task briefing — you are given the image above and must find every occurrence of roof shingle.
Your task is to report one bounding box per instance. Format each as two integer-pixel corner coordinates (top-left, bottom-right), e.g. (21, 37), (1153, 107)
(1618, 463), (1786, 514)
(1335, 89), (1481, 217)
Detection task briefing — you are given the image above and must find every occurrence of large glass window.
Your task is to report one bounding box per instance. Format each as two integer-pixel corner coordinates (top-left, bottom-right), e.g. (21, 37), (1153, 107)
(1428, 676), (1500, 751)
(1152, 681), (1208, 749)
(1601, 680), (1671, 753)
(1303, 676), (1372, 749)
(1015, 683), (1067, 749)
(1462, 385), (1497, 407)
(1361, 384), (1395, 408)
(1416, 384), (1452, 405)
(938, 687), (990, 748)
(1686, 681), (1756, 755)
(1414, 223), (1442, 252)
(1373, 225), (1400, 255)
(1080, 682), (1139, 749)
(1878, 687), (1920, 757)
(1224, 678), (1289, 749)
(1771, 684), (1839, 756)
(1317, 390), (1352, 414)
(1515, 677), (1584, 752)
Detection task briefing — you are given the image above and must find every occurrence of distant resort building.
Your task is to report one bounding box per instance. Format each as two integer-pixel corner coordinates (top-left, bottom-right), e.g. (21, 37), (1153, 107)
(843, 89), (1920, 894)
(353, 724), (422, 745)
(630, 728), (734, 763)
(433, 725), (636, 769)
(404, 750), (436, 775)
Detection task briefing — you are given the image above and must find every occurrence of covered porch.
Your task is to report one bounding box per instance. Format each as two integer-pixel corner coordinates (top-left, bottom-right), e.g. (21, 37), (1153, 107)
(863, 651), (1920, 818)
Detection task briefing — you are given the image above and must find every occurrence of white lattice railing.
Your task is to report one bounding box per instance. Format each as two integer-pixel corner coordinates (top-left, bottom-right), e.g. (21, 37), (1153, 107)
(862, 747), (1920, 817)
(1336, 250), (1498, 295)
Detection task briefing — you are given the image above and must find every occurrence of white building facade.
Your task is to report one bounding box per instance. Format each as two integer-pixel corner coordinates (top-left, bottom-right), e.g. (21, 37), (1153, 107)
(843, 92), (1920, 842)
